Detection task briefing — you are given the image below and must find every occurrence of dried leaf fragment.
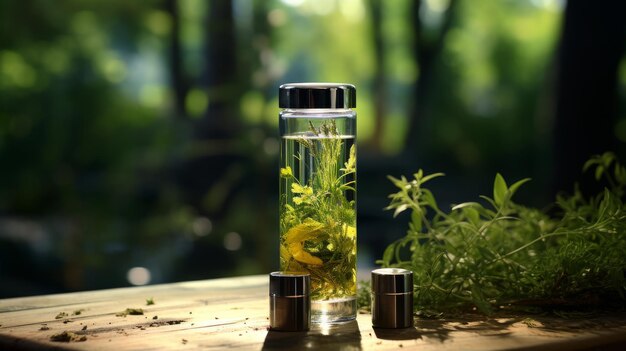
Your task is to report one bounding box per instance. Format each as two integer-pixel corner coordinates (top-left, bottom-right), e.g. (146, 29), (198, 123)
(50, 331), (87, 342)
(116, 308), (144, 317)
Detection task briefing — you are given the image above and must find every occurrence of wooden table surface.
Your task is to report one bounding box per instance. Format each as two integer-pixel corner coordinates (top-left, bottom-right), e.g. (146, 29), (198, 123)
(1, 275), (625, 350)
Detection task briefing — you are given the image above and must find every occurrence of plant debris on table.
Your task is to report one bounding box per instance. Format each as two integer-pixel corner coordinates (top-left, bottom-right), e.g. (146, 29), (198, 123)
(50, 331), (87, 342)
(365, 152), (626, 315)
(116, 308), (144, 317)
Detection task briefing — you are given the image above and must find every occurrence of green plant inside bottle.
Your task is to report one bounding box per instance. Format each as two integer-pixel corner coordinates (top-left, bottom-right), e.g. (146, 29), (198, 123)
(279, 120), (357, 301)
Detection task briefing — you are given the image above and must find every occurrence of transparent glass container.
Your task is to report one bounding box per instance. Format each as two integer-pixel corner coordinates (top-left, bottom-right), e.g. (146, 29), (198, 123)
(278, 83), (357, 323)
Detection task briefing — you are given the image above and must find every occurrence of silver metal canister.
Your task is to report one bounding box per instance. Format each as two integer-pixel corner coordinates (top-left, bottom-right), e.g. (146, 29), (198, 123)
(269, 271), (310, 331)
(371, 268), (414, 328)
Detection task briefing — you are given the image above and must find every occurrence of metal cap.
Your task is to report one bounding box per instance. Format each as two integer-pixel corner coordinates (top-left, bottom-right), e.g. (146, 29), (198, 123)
(371, 268), (413, 294)
(279, 83), (356, 109)
(269, 272), (310, 332)
(371, 268), (414, 329)
(269, 271), (310, 297)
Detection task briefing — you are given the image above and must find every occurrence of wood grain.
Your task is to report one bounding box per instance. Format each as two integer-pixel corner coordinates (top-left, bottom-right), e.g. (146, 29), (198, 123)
(1, 275), (625, 350)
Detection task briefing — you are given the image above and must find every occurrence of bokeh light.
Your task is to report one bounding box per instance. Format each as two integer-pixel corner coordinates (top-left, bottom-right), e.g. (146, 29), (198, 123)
(223, 232), (242, 251)
(127, 267), (152, 286)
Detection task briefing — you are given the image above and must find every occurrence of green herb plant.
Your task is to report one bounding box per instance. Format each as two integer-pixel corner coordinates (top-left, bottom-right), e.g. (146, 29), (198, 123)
(371, 152), (626, 315)
(280, 120), (357, 300)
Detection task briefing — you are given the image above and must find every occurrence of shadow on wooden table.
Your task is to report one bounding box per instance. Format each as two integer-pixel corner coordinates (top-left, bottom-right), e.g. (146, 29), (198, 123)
(411, 312), (626, 350)
(262, 320), (362, 350)
(0, 333), (60, 351)
(412, 315), (520, 343)
(372, 326), (421, 340)
(370, 316), (520, 343)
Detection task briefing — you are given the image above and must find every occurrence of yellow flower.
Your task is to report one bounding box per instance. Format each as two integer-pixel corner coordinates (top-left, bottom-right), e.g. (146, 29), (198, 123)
(289, 242), (323, 266)
(291, 183), (313, 195)
(291, 183), (304, 193)
(280, 166), (293, 178)
(343, 224), (356, 239)
(285, 218), (324, 244)
(283, 219), (325, 266)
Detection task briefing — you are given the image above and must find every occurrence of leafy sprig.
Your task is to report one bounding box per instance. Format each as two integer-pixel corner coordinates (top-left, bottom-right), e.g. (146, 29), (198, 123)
(372, 152), (626, 314)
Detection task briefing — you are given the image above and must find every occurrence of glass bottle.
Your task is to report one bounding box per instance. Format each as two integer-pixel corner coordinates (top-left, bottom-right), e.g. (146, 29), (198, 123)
(278, 83), (357, 323)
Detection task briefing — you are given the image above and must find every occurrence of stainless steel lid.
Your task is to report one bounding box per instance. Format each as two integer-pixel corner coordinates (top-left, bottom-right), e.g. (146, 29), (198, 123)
(269, 271), (310, 297)
(279, 83), (356, 109)
(371, 268), (413, 294)
(269, 272), (311, 332)
(371, 268), (414, 329)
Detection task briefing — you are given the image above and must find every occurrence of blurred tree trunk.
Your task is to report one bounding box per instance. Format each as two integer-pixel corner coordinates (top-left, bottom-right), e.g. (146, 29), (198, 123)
(200, 0), (239, 139)
(252, 0), (271, 91)
(552, 0), (626, 194)
(250, 0), (274, 271)
(180, 0), (241, 213)
(166, 0), (187, 119)
(368, 0), (386, 150)
(404, 0), (457, 155)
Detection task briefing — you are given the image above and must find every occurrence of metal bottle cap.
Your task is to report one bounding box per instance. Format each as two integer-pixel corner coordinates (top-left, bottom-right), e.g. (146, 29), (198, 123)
(270, 271), (310, 297)
(269, 272), (310, 331)
(371, 268), (414, 329)
(371, 268), (413, 294)
(279, 83), (356, 109)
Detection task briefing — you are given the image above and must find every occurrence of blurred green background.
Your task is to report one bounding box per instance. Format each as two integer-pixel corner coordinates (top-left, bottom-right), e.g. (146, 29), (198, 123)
(0, 0), (624, 297)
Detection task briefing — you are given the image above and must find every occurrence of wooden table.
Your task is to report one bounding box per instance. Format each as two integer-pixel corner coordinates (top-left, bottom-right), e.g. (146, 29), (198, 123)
(1, 275), (625, 350)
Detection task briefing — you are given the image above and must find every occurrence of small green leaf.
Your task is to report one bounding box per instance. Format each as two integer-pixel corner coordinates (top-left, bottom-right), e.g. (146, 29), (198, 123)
(479, 195), (497, 210)
(420, 172), (445, 184)
(597, 188), (612, 220)
(401, 176), (409, 187)
(451, 202), (482, 211)
(583, 158), (597, 172)
(421, 189), (438, 210)
(493, 173), (508, 206)
(601, 152), (615, 167)
(413, 169), (424, 181)
(393, 204), (409, 217)
(508, 178), (531, 199)
(411, 211), (422, 232)
(382, 245), (394, 266)
(595, 165), (604, 180)
(386, 175), (405, 189)
(463, 207), (480, 226)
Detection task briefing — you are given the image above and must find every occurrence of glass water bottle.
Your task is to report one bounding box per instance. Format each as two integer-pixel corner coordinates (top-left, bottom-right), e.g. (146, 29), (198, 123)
(278, 83), (357, 323)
